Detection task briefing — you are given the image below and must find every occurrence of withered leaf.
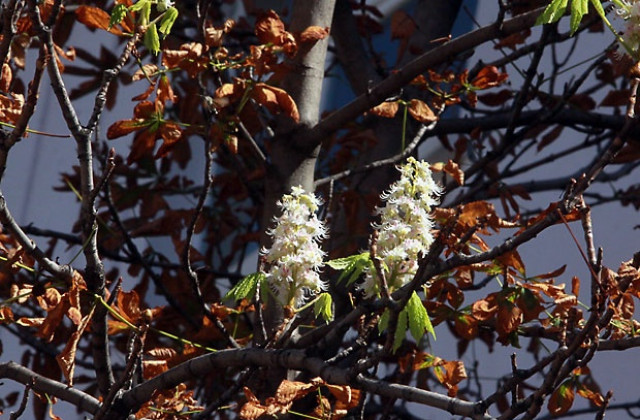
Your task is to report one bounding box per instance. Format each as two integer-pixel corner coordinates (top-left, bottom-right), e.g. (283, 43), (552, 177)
(75, 6), (125, 36)
(548, 380), (575, 416)
(299, 26), (330, 43)
(408, 99), (437, 123)
(471, 66), (508, 89)
(370, 101), (399, 118)
(252, 82), (300, 122)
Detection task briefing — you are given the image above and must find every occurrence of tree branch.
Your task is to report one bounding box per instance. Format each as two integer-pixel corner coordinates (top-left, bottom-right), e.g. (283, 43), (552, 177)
(28, 0), (114, 395)
(0, 361), (100, 415)
(118, 348), (494, 419)
(306, 6), (545, 145)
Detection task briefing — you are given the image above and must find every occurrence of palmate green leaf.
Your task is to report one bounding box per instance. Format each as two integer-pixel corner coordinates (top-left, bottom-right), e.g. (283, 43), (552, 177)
(378, 308), (390, 334)
(406, 291), (436, 341)
(108, 4), (128, 29)
(570, 0), (589, 35)
(326, 252), (371, 286)
(129, 0), (151, 14)
(535, 0), (569, 26)
(393, 309), (408, 352)
(224, 272), (266, 302)
(144, 23), (161, 55)
(158, 7), (179, 37)
(588, 0), (606, 18)
(313, 292), (334, 322)
(378, 293), (436, 353)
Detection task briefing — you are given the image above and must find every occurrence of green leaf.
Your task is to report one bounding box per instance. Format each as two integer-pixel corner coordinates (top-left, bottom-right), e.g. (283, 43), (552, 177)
(133, 0), (152, 26)
(224, 272), (265, 302)
(129, 0), (150, 13)
(406, 291), (436, 341)
(416, 353), (437, 369)
(570, 0), (589, 35)
(313, 292), (334, 322)
(393, 309), (408, 352)
(535, 0), (569, 26)
(327, 252), (371, 286)
(378, 308), (390, 335)
(588, 0), (606, 18)
(158, 7), (179, 37)
(144, 23), (161, 55)
(109, 4), (128, 29)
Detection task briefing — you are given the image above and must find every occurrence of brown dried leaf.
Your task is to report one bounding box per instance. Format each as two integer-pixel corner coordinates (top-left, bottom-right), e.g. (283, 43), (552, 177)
(56, 306), (93, 386)
(240, 401), (267, 420)
(155, 122), (183, 159)
(496, 302), (522, 337)
(477, 89), (512, 106)
(162, 43), (207, 78)
(37, 298), (70, 342)
(439, 360), (467, 397)
(0, 306), (14, 324)
(255, 10), (287, 45)
(408, 99), (437, 123)
(252, 82), (300, 122)
(471, 66), (508, 89)
(37, 288), (61, 311)
(537, 125), (564, 151)
(390, 10), (416, 40)
(494, 29), (531, 50)
(434, 159), (464, 185)
(600, 89), (630, 107)
(106, 119), (146, 139)
(576, 380), (604, 407)
(496, 250), (525, 275)
(571, 276), (580, 297)
(275, 380), (317, 405)
(0, 64), (11, 92)
(75, 6), (124, 36)
(158, 74), (178, 103)
(147, 347), (178, 360)
(16, 317), (44, 327)
(142, 360), (168, 380)
(454, 313), (478, 340)
(548, 380), (575, 416)
(370, 101), (399, 118)
(299, 26), (330, 43)
(117, 289), (141, 324)
(131, 64), (159, 81)
(204, 19), (234, 47)
(472, 294), (498, 321)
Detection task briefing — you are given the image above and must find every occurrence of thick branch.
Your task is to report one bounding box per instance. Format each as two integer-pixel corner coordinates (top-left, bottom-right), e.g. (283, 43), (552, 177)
(306, 6), (545, 145)
(119, 348), (493, 419)
(0, 361), (100, 415)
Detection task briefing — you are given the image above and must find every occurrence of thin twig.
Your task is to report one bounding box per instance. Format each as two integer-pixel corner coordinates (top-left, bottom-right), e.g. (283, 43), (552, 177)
(0, 190), (72, 279)
(315, 125), (428, 187)
(9, 377), (34, 420)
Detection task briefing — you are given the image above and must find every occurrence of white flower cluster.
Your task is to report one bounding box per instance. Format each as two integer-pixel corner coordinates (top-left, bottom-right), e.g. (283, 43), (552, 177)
(360, 157), (441, 297)
(262, 186), (327, 307)
(617, 1), (640, 57)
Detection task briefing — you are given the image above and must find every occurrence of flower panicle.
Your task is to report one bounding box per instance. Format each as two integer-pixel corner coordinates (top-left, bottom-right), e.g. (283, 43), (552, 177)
(360, 157), (441, 297)
(262, 186), (327, 307)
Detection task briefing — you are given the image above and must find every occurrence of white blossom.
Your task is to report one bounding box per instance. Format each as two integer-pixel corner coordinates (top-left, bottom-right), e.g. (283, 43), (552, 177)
(616, 1), (640, 57)
(360, 157), (441, 297)
(262, 186), (327, 307)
